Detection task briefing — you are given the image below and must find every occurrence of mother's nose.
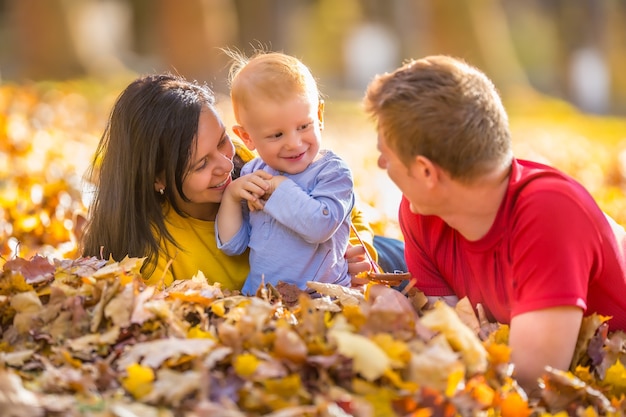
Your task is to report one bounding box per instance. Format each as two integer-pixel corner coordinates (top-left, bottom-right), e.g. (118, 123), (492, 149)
(215, 152), (234, 174)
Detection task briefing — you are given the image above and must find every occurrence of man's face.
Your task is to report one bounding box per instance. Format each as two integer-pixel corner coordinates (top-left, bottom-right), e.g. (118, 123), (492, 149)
(377, 130), (427, 214)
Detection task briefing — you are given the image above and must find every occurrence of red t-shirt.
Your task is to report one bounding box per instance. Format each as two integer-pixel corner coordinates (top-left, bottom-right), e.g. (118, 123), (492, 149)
(400, 158), (626, 331)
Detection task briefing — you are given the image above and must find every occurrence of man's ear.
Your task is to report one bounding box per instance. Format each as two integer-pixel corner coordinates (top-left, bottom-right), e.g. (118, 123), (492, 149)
(232, 125), (255, 150)
(318, 100), (325, 130)
(410, 155), (439, 188)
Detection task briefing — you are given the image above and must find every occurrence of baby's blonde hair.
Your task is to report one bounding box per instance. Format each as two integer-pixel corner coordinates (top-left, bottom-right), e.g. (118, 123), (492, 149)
(224, 48), (321, 122)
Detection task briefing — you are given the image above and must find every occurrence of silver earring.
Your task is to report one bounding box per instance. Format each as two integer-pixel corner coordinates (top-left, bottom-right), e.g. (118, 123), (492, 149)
(159, 188), (165, 195)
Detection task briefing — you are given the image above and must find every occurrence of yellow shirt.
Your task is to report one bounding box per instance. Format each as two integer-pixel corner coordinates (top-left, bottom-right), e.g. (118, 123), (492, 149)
(145, 206), (249, 289)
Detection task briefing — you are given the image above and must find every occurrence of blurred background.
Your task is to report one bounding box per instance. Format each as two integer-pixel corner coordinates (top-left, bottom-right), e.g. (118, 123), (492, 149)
(1, 0), (626, 113)
(2, 0), (626, 259)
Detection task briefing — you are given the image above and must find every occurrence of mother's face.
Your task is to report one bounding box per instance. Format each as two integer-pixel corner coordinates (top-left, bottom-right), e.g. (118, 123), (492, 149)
(176, 108), (235, 217)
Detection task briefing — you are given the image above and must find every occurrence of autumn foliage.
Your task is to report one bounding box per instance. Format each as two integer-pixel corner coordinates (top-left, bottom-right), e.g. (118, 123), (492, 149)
(2, 82), (626, 416)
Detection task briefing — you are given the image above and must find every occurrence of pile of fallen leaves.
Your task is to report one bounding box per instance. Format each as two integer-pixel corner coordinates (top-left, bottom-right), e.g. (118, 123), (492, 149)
(3, 81), (626, 416)
(1, 255), (626, 416)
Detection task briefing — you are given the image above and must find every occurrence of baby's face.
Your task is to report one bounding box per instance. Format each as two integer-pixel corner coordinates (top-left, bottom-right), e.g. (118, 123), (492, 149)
(238, 95), (323, 175)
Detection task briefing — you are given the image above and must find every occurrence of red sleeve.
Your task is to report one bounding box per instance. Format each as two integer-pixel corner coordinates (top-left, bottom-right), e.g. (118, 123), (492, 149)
(510, 188), (597, 317)
(399, 196), (455, 296)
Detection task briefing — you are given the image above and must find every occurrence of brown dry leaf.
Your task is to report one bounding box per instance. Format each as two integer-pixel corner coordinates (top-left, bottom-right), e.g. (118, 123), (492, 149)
(406, 334), (465, 391)
(273, 326), (307, 364)
(306, 281), (365, 305)
(541, 366), (614, 414)
(104, 282), (134, 328)
(117, 338), (216, 369)
(0, 349), (35, 366)
(11, 290), (43, 334)
(143, 368), (202, 406)
(0, 368), (44, 417)
(455, 296), (480, 334)
(2, 255), (55, 285)
(571, 313), (610, 370)
(66, 326), (121, 353)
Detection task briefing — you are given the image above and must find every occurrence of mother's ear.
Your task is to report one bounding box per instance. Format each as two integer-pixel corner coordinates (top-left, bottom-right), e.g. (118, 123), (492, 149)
(154, 175), (166, 194)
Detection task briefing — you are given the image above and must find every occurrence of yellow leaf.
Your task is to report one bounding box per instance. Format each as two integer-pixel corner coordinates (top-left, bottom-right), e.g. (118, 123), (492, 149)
(342, 304), (367, 329)
(603, 360), (626, 396)
(486, 342), (511, 365)
(211, 300), (226, 317)
(363, 387), (397, 417)
(383, 368), (419, 392)
(187, 326), (214, 339)
(328, 329), (390, 381)
(420, 301), (488, 374)
(121, 363), (154, 399)
(573, 366), (595, 386)
(445, 368), (465, 397)
(233, 353), (260, 378)
(263, 374), (302, 397)
(372, 333), (411, 366)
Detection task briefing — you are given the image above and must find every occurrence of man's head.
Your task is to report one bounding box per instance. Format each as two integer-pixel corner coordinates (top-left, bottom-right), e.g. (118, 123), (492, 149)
(363, 55), (512, 184)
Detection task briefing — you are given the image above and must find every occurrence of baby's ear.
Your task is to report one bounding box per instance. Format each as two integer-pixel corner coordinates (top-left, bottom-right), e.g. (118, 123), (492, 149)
(318, 99), (325, 130)
(232, 125), (255, 150)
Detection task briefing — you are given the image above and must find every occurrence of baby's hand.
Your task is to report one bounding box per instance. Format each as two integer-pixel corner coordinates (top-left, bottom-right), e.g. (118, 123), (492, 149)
(226, 170), (273, 211)
(262, 176), (287, 199)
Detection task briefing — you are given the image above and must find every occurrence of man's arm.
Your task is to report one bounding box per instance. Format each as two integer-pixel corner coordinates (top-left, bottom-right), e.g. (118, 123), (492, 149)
(509, 306), (583, 397)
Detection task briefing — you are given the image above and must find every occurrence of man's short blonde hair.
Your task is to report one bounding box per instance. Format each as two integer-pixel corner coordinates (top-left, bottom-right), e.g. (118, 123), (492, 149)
(363, 55), (512, 182)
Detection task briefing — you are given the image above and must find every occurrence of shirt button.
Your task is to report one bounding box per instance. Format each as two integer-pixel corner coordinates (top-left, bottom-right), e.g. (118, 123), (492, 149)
(322, 209), (329, 215)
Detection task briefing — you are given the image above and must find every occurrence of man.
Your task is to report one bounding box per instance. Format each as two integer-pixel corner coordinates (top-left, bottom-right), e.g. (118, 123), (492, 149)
(363, 55), (626, 394)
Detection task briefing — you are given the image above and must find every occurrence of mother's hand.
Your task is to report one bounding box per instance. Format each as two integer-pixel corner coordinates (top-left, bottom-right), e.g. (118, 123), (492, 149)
(345, 244), (372, 285)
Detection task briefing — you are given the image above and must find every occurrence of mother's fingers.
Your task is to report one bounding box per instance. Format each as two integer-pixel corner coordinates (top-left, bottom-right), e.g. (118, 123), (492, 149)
(344, 244), (371, 276)
(344, 244), (366, 260)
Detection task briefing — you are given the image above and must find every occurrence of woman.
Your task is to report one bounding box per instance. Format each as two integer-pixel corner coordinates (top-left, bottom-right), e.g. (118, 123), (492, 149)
(81, 73), (404, 290)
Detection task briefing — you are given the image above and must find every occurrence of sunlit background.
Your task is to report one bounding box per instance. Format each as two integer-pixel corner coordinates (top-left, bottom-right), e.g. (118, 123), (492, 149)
(1, 0), (626, 259)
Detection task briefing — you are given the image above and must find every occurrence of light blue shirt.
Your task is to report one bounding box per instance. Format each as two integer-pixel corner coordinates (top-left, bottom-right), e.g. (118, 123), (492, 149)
(216, 150), (355, 295)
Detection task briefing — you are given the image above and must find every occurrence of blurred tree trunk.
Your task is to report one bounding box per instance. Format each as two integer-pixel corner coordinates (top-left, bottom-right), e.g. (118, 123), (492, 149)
(425, 0), (530, 95)
(232, 0), (301, 54)
(155, 0), (236, 92)
(7, 0), (86, 80)
(604, 1), (626, 115)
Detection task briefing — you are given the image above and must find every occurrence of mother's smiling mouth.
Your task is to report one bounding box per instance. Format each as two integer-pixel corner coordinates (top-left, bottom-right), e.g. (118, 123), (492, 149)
(210, 176), (231, 189)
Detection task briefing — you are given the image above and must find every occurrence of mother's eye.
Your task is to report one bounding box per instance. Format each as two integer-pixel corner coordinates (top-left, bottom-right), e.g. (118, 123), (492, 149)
(194, 157), (208, 171)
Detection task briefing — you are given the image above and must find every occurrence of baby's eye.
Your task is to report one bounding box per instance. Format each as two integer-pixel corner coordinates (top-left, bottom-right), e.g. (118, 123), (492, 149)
(298, 122), (313, 130)
(269, 132), (283, 139)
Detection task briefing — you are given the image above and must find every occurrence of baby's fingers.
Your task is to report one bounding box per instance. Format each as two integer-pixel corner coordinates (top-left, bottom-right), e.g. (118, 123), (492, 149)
(247, 199), (264, 212)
